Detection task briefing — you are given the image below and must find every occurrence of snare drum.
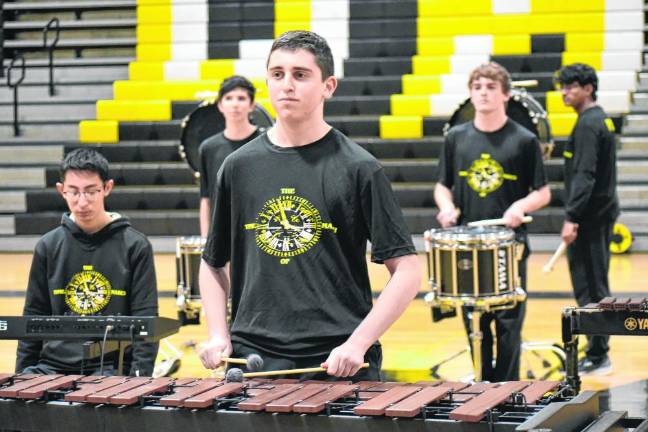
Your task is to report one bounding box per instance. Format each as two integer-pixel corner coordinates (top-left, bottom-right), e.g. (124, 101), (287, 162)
(425, 226), (521, 300)
(176, 236), (205, 299)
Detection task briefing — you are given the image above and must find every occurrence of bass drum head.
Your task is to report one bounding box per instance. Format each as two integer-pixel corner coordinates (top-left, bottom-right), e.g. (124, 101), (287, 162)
(179, 102), (274, 174)
(444, 90), (554, 159)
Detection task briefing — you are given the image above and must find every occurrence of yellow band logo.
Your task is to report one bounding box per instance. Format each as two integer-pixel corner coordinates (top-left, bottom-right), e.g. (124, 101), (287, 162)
(459, 153), (517, 197)
(63, 265), (114, 315)
(244, 189), (337, 263)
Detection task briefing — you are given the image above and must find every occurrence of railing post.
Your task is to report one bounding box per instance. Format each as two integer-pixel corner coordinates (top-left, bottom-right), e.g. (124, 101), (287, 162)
(43, 17), (60, 96)
(7, 55), (26, 136)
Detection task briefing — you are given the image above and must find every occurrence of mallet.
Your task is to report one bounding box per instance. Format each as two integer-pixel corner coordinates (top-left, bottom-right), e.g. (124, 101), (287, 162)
(225, 362), (370, 382)
(221, 354), (264, 372)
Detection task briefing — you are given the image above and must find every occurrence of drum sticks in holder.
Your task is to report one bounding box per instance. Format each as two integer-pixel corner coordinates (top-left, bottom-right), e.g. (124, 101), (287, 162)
(467, 215), (533, 227)
(542, 241), (567, 273)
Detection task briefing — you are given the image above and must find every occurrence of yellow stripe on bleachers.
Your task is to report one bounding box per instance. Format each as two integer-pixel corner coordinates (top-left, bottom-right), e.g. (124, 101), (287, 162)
(412, 56), (451, 75)
(137, 4), (172, 24)
(565, 33), (606, 52)
(129, 62), (165, 80)
(402, 75), (442, 95)
(114, 80), (222, 101)
(274, 0), (310, 36)
(390, 95), (431, 116)
(380, 116), (423, 139)
(79, 120), (119, 143)
(548, 113), (578, 136)
(530, 0), (605, 13)
(562, 52), (603, 70)
(493, 35), (530, 55)
(417, 13), (605, 37)
(418, 0), (491, 17)
(97, 100), (172, 121)
(200, 60), (236, 80)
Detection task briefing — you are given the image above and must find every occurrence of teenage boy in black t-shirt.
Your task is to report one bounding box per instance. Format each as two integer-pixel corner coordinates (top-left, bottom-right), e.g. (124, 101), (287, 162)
(199, 76), (261, 237)
(435, 62), (550, 382)
(16, 148), (159, 376)
(198, 30), (421, 380)
(556, 63), (619, 376)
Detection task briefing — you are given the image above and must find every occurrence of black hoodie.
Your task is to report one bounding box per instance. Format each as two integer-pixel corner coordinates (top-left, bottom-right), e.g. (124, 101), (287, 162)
(16, 213), (159, 375)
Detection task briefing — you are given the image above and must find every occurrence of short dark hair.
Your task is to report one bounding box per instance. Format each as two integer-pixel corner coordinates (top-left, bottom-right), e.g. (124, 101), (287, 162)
(556, 63), (598, 101)
(468, 62), (511, 94)
(268, 30), (334, 80)
(216, 75), (256, 104)
(60, 148), (110, 182)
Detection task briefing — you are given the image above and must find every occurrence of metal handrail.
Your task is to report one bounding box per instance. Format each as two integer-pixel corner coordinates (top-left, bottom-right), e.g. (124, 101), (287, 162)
(43, 17), (60, 96)
(7, 55), (26, 136)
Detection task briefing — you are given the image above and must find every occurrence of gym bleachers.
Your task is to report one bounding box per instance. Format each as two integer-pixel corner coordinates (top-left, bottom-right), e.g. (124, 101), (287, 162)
(1, 0), (647, 243)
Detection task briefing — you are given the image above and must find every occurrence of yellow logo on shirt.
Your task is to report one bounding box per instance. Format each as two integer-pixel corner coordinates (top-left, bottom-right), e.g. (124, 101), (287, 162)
(244, 188), (337, 263)
(62, 265), (122, 315)
(459, 153), (517, 197)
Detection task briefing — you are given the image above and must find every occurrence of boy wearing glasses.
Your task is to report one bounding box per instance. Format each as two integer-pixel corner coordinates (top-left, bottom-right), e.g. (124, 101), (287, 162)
(16, 148), (159, 376)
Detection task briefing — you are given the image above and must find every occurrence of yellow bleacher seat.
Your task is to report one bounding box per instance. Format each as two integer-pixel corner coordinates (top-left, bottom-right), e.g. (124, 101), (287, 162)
(412, 56), (451, 75)
(97, 100), (172, 121)
(275, 2), (310, 21)
(79, 120), (119, 143)
(380, 116), (423, 139)
(391, 95), (431, 116)
(548, 113), (578, 137)
(114, 80), (221, 101)
(402, 75), (442, 95)
(137, 44), (172, 62)
(200, 60), (236, 80)
(129, 62), (165, 81)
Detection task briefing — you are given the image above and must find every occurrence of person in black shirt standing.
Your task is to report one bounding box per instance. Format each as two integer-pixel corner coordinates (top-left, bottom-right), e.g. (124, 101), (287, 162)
(16, 148), (159, 376)
(556, 63), (619, 375)
(435, 62), (550, 382)
(198, 31), (421, 381)
(199, 76), (261, 237)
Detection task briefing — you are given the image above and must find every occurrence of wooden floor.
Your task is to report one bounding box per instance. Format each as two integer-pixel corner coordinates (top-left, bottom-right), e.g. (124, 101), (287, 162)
(1, 251), (647, 414)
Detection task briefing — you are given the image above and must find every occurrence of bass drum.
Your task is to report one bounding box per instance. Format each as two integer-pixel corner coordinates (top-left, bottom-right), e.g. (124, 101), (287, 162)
(179, 101), (274, 175)
(444, 89), (554, 160)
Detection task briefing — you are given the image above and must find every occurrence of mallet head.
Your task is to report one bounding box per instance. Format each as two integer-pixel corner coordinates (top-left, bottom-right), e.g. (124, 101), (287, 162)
(246, 354), (264, 372)
(225, 368), (244, 383)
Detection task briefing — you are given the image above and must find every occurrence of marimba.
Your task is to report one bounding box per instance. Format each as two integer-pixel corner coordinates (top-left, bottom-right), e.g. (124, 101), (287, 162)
(1, 373), (643, 432)
(562, 296), (648, 392)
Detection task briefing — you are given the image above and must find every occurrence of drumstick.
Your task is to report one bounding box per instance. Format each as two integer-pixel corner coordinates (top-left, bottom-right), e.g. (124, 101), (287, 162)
(239, 362), (370, 378)
(467, 215), (533, 227)
(543, 241), (567, 273)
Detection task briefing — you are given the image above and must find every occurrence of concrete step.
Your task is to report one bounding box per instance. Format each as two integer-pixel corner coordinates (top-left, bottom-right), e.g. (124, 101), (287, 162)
(7, 64), (128, 82)
(0, 144), (64, 165)
(2, 56), (132, 68)
(0, 83), (113, 102)
(619, 136), (648, 151)
(0, 167), (46, 188)
(0, 102), (95, 121)
(0, 191), (27, 213)
(0, 123), (78, 140)
(13, 27), (135, 40)
(623, 114), (648, 130)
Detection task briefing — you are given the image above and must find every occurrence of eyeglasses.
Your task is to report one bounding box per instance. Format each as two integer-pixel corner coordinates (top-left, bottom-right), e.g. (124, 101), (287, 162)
(62, 189), (103, 202)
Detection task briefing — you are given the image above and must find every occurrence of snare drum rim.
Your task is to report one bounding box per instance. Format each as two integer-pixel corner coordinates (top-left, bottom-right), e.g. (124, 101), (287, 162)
(428, 227), (516, 249)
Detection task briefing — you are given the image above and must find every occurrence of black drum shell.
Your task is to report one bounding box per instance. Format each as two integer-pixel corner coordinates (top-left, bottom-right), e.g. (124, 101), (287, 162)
(179, 102), (274, 174)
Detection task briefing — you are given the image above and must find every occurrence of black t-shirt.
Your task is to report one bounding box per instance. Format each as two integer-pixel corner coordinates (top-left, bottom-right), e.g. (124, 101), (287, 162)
(438, 119), (547, 225)
(563, 105), (619, 224)
(203, 128), (415, 357)
(198, 128), (261, 200)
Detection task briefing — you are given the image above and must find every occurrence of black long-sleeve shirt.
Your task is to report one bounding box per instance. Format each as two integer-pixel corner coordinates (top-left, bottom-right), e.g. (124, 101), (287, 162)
(16, 213), (159, 376)
(563, 106), (619, 224)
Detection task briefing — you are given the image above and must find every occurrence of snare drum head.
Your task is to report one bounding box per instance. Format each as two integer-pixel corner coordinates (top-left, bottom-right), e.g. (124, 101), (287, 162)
(445, 89), (553, 159)
(428, 226), (515, 248)
(179, 102), (274, 173)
